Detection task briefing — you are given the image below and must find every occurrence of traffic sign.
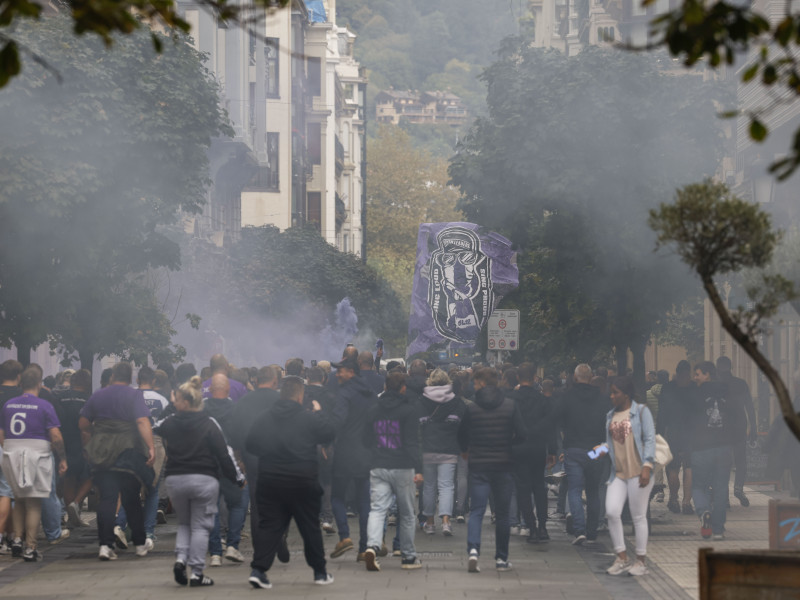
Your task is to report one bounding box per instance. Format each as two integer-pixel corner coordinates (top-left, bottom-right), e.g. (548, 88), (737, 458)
(487, 309), (519, 351)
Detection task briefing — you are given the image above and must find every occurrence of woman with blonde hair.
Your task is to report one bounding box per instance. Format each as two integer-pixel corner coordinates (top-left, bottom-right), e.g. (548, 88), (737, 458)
(156, 376), (244, 587)
(419, 368), (466, 535)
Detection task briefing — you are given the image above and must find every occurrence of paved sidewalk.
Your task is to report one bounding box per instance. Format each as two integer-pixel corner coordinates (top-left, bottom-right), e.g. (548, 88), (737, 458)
(0, 483), (780, 599)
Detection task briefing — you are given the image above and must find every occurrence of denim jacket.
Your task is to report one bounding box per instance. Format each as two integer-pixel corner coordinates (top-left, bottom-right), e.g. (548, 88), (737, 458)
(605, 401), (655, 484)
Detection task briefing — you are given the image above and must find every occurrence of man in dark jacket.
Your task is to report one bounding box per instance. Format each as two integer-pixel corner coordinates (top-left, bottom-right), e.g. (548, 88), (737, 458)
(689, 361), (736, 540)
(716, 356), (757, 507)
(512, 362), (556, 544)
(229, 366), (281, 558)
(361, 371), (423, 572)
(457, 367), (526, 573)
(358, 351), (385, 395)
(552, 364), (610, 545)
(245, 376), (336, 588)
(657, 360), (695, 514)
(329, 356), (377, 559)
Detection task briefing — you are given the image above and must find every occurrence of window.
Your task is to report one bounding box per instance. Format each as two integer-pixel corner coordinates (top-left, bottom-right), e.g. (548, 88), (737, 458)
(251, 133), (280, 190)
(307, 192), (321, 232)
(307, 122), (321, 165)
(307, 56), (321, 97)
(265, 38), (279, 98)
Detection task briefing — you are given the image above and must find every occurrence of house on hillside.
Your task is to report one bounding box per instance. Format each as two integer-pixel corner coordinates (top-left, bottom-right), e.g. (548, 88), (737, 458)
(375, 89), (467, 126)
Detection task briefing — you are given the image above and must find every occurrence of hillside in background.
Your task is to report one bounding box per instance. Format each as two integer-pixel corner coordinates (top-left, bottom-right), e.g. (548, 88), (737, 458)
(337, 0), (521, 157)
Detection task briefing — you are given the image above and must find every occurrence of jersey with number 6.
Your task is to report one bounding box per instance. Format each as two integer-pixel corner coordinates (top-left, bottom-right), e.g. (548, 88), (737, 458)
(1, 393), (61, 441)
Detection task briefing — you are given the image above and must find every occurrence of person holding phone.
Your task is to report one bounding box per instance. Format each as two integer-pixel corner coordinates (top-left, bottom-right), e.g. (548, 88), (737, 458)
(604, 375), (655, 577)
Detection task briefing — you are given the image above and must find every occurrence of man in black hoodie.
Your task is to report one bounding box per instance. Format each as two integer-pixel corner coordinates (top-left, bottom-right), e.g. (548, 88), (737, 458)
(553, 364), (610, 545)
(329, 356), (376, 559)
(458, 367), (526, 573)
(245, 376), (336, 588)
(689, 361), (735, 540)
(361, 371), (423, 572)
(512, 362), (557, 544)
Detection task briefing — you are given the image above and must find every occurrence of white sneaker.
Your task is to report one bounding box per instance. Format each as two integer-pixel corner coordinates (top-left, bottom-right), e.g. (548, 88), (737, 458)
(98, 545), (118, 561)
(518, 527), (530, 537)
(49, 529), (70, 545)
(209, 554), (223, 567)
(509, 526), (521, 536)
(135, 543), (149, 557)
(113, 526), (128, 550)
(606, 558), (631, 575)
(144, 537), (155, 552)
(66, 502), (82, 528)
(468, 549), (480, 573)
(225, 545), (244, 562)
(627, 560), (648, 576)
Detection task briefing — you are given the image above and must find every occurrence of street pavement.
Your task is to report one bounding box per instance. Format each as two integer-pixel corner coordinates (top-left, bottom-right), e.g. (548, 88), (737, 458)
(0, 482), (781, 600)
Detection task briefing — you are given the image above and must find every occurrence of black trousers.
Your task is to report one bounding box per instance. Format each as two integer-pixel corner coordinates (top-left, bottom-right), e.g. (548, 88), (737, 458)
(733, 438), (747, 489)
(251, 477), (326, 576)
(513, 452), (548, 530)
(95, 470), (145, 547)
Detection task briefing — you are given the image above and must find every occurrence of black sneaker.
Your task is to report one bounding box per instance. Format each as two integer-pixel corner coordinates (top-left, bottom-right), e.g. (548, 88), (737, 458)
(156, 509), (167, 524)
(401, 556), (423, 570)
(525, 529), (541, 544)
(565, 514), (575, 535)
(11, 538), (22, 558)
(189, 573), (213, 587)
(173, 561), (188, 586)
(314, 572), (334, 585)
(538, 526), (550, 541)
(249, 568), (271, 589)
(22, 547), (39, 562)
(700, 511), (712, 539)
(734, 488), (750, 507)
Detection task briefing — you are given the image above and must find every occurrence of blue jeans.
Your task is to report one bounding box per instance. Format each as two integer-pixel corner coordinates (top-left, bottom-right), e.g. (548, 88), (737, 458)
(467, 469), (513, 561)
(422, 462), (456, 518)
(209, 479), (248, 554)
(367, 469), (416, 559)
(691, 445), (733, 535)
(331, 476), (370, 552)
(564, 448), (606, 539)
(41, 460), (63, 541)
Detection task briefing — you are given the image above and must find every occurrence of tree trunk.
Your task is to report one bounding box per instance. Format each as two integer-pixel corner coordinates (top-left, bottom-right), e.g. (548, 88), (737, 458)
(78, 347), (94, 375)
(702, 276), (800, 443)
(614, 343), (627, 377)
(16, 338), (32, 367)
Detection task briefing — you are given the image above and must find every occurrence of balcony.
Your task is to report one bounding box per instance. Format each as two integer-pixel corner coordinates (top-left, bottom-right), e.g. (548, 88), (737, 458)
(335, 135), (344, 176)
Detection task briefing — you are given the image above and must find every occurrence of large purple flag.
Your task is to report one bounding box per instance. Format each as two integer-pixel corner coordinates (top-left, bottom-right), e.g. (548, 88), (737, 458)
(407, 222), (518, 358)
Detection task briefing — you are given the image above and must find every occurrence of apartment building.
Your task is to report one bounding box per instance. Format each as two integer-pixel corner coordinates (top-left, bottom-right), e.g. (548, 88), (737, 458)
(375, 89), (468, 127)
(178, 0), (366, 256)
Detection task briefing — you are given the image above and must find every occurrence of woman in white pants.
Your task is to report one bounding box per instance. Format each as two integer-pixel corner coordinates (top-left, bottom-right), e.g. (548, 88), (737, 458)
(604, 375), (655, 577)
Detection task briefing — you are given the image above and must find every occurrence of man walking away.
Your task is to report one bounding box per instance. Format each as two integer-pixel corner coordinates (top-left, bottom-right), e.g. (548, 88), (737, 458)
(458, 367), (526, 573)
(246, 377), (336, 588)
(715, 356), (756, 507)
(658, 360), (695, 514)
(362, 371), (423, 572)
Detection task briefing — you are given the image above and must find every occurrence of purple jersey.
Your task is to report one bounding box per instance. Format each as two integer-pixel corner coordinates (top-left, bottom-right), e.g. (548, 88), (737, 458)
(1, 393), (61, 441)
(81, 384), (150, 422)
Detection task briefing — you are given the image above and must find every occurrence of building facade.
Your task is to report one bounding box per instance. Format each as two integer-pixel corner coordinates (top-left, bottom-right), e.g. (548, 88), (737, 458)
(177, 0), (366, 256)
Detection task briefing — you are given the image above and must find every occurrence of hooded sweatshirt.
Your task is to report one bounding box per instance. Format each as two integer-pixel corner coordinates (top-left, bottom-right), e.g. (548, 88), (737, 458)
(156, 411), (240, 484)
(418, 385), (466, 456)
(689, 381), (735, 452)
(362, 390), (422, 472)
(512, 384), (557, 460)
(331, 374), (377, 477)
(458, 385), (526, 472)
(246, 396), (336, 484)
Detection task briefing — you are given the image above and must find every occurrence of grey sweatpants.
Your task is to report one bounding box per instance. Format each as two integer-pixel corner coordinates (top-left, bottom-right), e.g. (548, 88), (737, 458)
(166, 474), (219, 576)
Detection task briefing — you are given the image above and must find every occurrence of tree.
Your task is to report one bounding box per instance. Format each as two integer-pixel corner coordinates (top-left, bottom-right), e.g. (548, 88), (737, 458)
(649, 179), (800, 441)
(0, 15), (230, 368)
(228, 225), (406, 353)
(647, 0), (800, 179)
(449, 40), (727, 378)
(0, 0), (291, 87)
(366, 126), (462, 314)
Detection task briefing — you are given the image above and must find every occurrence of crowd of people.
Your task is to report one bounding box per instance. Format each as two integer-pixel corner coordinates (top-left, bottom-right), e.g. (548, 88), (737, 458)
(0, 348), (762, 587)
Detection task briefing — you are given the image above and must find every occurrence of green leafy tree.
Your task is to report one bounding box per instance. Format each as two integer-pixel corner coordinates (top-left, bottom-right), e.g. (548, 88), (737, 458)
(0, 15), (230, 368)
(228, 225), (406, 352)
(366, 126), (462, 314)
(649, 179), (800, 441)
(647, 0), (800, 179)
(450, 40), (727, 378)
